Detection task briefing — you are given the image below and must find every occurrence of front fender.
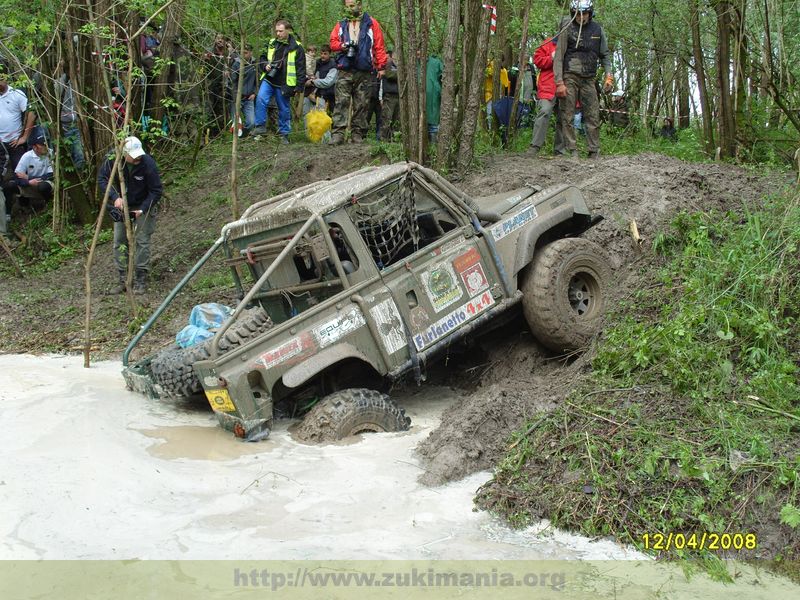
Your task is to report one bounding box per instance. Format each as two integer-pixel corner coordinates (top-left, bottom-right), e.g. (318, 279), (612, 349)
(513, 185), (593, 276)
(281, 343), (381, 388)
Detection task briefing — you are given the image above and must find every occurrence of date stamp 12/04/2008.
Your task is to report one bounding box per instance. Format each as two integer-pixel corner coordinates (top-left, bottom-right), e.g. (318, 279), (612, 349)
(641, 532), (758, 552)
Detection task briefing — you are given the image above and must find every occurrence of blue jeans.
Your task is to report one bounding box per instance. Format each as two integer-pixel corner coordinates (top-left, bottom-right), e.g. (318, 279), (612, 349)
(256, 81), (291, 135)
(230, 97), (255, 130)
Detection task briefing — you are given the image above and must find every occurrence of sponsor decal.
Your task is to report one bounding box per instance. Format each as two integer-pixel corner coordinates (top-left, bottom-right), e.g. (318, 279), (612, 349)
(461, 262), (489, 296)
(422, 262), (464, 312)
(370, 297), (406, 355)
(452, 247), (481, 272)
(490, 203), (538, 241)
(312, 307), (366, 349)
(255, 333), (313, 370)
(431, 235), (466, 257)
(414, 291), (495, 350)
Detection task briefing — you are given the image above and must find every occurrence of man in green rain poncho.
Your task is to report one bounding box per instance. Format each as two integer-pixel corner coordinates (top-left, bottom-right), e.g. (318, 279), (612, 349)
(425, 54), (443, 144)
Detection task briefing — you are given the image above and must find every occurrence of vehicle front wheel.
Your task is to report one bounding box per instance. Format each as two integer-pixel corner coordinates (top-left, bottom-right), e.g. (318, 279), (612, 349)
(521, 237), (611, 352)
(294, 388), (411, 443)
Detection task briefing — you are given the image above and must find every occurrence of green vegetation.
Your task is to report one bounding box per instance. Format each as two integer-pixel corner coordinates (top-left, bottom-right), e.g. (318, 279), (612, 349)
(0, 212), (113, 277)
(478, 190), (800, 575)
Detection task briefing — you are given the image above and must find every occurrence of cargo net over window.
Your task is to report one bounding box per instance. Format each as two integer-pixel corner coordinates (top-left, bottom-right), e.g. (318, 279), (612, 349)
(347, 175), (419, 268)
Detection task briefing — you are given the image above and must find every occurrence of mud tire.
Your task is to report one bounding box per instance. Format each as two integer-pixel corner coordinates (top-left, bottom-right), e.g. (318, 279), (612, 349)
(296, 388), (411, 442)
(521, 237), (611, 352)
(150, 307), (273, 398)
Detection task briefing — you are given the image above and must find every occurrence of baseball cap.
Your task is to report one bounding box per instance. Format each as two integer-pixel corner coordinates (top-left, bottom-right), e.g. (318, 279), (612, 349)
(123, 136), (145, 159)
(30, 128), (47, 146)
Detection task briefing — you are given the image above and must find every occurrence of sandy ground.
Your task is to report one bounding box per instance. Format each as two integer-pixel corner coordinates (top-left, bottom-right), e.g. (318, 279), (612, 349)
(1, 353), (644, 561)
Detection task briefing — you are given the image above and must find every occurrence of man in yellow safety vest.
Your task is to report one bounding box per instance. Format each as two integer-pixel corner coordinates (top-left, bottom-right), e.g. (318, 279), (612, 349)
(251, 19), (306, 143)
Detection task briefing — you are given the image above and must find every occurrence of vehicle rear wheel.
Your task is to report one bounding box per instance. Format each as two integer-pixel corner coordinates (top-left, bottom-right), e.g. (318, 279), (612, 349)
(295, 388), (411, 442)
(521, 237), (611, 352)
(150, 307), (273, 398)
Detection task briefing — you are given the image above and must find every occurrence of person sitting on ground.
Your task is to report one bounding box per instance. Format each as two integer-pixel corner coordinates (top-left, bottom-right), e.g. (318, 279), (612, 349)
(608, 90), (629, 128)
(660, 117), (677, 142)
(14, 128), (53, 212)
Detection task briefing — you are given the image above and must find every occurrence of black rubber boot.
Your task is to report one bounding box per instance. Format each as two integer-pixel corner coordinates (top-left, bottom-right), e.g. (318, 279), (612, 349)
(133, 269), (147, 295)
(110, 272), (127, 295)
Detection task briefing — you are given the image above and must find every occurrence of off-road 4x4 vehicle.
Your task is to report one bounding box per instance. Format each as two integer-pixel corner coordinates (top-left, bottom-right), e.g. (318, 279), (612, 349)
(123, 163), (610, 441)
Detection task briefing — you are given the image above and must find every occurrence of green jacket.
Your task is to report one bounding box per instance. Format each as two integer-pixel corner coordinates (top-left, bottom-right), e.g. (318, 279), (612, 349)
(426, 56), (443, 126)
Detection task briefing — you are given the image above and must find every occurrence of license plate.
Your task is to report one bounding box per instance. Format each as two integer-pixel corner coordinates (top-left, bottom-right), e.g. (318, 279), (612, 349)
(205, 388), (236, 412)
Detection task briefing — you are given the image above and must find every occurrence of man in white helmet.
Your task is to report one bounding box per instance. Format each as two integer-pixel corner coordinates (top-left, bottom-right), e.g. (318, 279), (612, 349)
(553, 0), (614, 158)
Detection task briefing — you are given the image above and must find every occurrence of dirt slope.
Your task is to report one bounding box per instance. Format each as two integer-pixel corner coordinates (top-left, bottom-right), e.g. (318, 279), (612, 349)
(416, 152), (791, 485)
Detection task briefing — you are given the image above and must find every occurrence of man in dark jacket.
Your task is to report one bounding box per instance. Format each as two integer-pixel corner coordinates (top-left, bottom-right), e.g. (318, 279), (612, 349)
(228, 44), (258, 132)
(251, 20), (306, 142)
(554, 1), (614, 158)
(203, 33), (230, 136)
(98, 136), (162, 294)
(328, 0), (388, 145)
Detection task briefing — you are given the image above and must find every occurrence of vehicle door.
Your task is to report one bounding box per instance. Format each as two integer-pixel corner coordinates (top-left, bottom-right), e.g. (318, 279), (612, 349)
(350, 171), (504, 365)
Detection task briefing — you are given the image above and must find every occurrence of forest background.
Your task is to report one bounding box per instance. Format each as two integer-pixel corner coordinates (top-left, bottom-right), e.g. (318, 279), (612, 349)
(0, 0), (798, 232)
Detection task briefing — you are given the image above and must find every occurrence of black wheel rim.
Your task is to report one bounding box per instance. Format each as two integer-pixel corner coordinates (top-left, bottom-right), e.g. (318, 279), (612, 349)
(568, 272), (599, 317)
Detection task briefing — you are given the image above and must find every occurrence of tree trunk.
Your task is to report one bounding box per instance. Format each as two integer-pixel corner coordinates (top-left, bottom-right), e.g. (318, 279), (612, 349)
(149, 0), (186, 124)
(393, 0), (411, 151)
(435, 0), (461, 170)
(457, 1), (491, 172)
(417, 1), (432, 163)
(689, 0), (715, 154)
(507, 0), (531, 142)
(677, 56), (691, 129)
(713, 0), (736, 158)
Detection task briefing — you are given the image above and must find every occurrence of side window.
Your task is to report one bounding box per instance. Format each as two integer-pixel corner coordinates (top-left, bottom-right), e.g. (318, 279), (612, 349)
(327, 223), (360, 275)
(243, 224), (347, 323)
(345, 174), (460, 269)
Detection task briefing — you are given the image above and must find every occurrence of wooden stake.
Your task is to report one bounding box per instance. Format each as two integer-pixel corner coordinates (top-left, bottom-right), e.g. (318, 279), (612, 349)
(629, 219), (643, 252)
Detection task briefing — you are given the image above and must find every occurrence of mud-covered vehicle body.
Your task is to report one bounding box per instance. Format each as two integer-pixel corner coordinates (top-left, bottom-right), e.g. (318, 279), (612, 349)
(123, 163), (609, 440)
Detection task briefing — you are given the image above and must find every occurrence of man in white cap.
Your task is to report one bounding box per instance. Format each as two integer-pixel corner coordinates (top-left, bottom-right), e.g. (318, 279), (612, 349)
(97, 136), (163, 295)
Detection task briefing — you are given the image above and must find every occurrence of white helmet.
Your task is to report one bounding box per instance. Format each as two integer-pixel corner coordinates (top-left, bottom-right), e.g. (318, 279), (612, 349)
(570, 0), (594, 16)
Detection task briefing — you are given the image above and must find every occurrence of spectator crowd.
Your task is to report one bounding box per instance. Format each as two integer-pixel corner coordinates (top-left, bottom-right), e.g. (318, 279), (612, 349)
(1, 0), (678, 293)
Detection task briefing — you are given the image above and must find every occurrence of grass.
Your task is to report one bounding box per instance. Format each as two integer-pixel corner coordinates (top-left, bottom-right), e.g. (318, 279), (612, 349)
(477, 189), (800, 578)
(0, 211), (114, 277)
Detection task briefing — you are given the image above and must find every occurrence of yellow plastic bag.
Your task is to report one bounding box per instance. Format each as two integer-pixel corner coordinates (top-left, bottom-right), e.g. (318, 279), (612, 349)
(306, 109), (332, 143)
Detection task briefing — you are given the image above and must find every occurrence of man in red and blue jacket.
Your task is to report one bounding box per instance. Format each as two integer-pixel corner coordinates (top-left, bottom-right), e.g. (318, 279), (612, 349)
(328, 0), (388, 145)
(529, 35), (564, 157)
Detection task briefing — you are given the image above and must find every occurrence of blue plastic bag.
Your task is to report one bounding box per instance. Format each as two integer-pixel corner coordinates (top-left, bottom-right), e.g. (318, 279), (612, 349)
(175, 303), (233, 348)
